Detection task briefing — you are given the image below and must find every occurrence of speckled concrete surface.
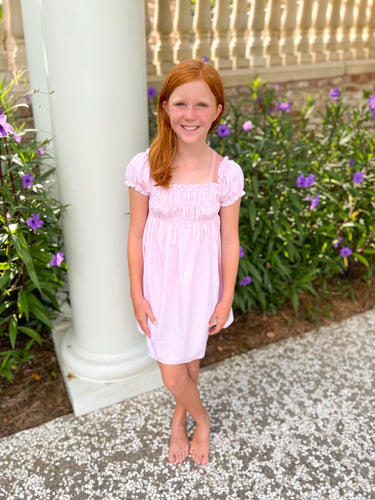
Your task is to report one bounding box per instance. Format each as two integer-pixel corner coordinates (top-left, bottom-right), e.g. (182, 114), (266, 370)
(1, 310), (375, 500)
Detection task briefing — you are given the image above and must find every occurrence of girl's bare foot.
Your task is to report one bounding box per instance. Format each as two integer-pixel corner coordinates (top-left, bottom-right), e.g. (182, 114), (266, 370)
(190, 410), (210, 465)
(168, 413), (189, 464)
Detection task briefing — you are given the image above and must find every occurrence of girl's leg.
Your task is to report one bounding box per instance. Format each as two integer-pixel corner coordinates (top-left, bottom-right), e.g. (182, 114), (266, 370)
(158, 361), (209, 465)
(166, 361), (200, 464)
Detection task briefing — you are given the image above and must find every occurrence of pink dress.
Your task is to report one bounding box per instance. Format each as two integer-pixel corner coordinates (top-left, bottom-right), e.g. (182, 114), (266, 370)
(125, 150), (245, 364)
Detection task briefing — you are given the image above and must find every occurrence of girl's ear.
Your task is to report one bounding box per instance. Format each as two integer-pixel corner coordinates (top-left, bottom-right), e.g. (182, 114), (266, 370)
(214, 104), (223, 121)
(162, 100), (169, 115)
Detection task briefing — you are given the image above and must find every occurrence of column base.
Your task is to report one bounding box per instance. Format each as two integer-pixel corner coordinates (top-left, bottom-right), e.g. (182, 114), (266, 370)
(52, 315), (163, 416)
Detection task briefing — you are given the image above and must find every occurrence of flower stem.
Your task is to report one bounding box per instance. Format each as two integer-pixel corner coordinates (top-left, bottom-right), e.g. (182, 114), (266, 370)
(5, 139), (18, 204)
(0, 141), (8, 219)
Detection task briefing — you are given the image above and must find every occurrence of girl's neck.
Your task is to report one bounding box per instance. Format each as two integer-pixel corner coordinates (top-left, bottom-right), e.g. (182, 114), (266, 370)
(174, 141), (211, 165)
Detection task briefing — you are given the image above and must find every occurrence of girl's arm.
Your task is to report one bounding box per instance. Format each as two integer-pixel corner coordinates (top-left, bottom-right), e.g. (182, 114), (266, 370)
(209, 198), (241, 335)
(127, 188), (156, 338)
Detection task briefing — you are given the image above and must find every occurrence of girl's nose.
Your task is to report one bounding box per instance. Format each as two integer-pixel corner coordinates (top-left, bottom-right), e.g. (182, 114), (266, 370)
(184, 105), (195, 119)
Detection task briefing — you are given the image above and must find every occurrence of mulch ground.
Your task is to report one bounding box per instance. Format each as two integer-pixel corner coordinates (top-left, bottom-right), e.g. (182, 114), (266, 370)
(1, 274), (374, 439)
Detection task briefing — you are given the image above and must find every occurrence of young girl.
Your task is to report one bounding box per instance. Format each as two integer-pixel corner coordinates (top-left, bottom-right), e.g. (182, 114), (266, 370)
(126, 59), (244, 466)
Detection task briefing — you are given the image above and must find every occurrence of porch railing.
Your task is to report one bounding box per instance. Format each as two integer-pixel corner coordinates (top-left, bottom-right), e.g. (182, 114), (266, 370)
(1, 0), (374, 90)
(146, 0), (375, 88)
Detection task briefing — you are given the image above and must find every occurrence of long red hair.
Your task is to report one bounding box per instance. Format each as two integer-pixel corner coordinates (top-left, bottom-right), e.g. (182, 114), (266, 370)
(149, 60), (225, 188)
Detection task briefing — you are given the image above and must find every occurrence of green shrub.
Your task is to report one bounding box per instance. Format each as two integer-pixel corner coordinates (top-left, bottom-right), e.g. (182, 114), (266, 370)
(0, 74), (68, 382)
(209, 80), (375, 313)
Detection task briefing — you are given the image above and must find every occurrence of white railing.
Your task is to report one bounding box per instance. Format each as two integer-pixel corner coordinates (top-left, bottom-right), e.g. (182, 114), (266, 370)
(1, 1), (374, 89)
(146, 0), (375, 87)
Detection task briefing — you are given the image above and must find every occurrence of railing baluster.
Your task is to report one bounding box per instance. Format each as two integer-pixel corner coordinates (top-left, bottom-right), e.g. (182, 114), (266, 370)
(310, 0), (327, 62)
(192, 0), (212, 61)
(153, 0), (174, 75)
(366, 0), (375, 58)
(2, 0), (18, 76)
(174, 0), (193, 63)
(229, 0), (249, 69)
(280, 0), (298, 65)
(145, 0), (156, 75)
(326, 0), (342, 61)
(340, 0), (355, 60)
(352, 0), (367, 59)
(212, 0), (232, 69)
(264, 0), (282, 66)
(296, 0), (313, 64)
(246, 0), (266, 67)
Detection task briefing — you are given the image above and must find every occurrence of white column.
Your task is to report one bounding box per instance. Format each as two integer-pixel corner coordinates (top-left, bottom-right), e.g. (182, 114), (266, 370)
(21, 0), (162, 414)
(20, 0), (53, 144)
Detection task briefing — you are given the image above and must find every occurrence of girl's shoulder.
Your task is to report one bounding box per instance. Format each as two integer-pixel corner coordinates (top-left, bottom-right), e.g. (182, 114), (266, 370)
(125, 149), (152, 195)
(217, 156), (245, 206)
(217, 156), (244, 184)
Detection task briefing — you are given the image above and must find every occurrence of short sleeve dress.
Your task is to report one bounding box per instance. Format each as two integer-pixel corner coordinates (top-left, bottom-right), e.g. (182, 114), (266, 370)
(125, 150), (245, 365)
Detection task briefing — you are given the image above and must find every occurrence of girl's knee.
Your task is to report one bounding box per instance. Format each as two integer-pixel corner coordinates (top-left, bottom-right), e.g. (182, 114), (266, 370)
(160, 367), (188, 395)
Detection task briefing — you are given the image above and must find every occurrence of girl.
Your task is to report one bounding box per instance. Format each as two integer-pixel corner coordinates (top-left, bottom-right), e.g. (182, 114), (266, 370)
(126, 59), (244, 466)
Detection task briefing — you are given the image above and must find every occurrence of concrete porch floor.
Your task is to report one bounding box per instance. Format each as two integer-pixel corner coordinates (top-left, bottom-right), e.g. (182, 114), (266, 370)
(0, 310), (374, 499)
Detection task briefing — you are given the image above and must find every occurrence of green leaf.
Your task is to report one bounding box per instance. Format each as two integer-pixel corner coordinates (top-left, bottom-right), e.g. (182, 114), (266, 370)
(249, 200), (256, 230)
(18, 326), (42, 345)
(9, 232), (41, 292)
(0, 270), (11, 291)
(352, 252), (369, 268)
(27, 294), (53, 330)
(17, 289), (29, 320)
(291, 288), (299, 313)
(9, 316), (18, 349)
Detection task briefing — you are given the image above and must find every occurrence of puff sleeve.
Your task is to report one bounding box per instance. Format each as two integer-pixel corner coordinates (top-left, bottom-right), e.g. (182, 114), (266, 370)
(125, 150), (153, 196)
(218, 158), (245, 206)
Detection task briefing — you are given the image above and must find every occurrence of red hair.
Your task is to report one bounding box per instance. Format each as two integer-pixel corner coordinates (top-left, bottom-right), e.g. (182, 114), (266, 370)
(149, 59), (225, 188)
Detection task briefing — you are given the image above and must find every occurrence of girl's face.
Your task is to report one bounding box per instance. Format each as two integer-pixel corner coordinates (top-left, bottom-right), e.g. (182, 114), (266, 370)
(163, 79), (222, 147)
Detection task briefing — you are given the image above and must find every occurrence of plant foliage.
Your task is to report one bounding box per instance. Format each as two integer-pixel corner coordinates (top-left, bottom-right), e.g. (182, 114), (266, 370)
(0, 74), (68, 382)
(149, 80), (375, 314)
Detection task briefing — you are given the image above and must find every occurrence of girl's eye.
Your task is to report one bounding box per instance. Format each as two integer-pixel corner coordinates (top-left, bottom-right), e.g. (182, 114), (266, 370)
(198, 103), (208, 107)
(175, 102), (186, 107)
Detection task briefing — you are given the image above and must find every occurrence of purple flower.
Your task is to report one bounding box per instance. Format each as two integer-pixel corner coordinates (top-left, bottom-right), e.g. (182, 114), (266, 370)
(147, 86), (157, 99)
(340, 247), (352, 258)
(202, 56), (210, 62)
(217, 124), (230, 138)
(273, 83), (280, 91)
(242, 120), (253, 132)
(333, 237), (343, 248)
(239, 276), (252, 286)
(368, 94), (375, 111)
(23, 94), (30, 103)
(348, 157), (354, 168)
(329, 88), (340, 100)
(277, 102), (292, 112)
(37, 147), (45, 156)
(297, 173), (315, 188)
(21, 172), (34, 188)
(13, 132), (22, 143)
(352, 171), (364, 184)
(240, 246), (245, 258)
(26, 213), (43, 231)
(309, 193), (320, 210)
(0, 114), (13, 137)
(50, 251), (65, 267)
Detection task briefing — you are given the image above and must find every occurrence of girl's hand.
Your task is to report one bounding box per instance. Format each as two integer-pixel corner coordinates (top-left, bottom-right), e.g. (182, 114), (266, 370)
(132, 296), (157, 339)
(208, 300), (231, 336)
